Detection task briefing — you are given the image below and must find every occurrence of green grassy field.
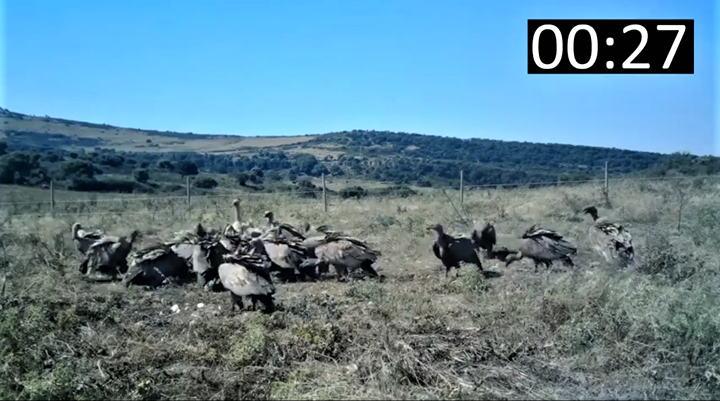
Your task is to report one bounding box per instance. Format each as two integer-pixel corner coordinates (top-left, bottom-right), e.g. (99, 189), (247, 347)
(1, 177), (719, 400)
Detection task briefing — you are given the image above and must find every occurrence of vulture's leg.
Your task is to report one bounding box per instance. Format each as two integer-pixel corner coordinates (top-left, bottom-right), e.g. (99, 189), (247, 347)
(79, 255), (90, 275)
(230, 293), (243, 312)
(334, 264), (347, 282)
(86, 259), (97, 276)
(196, 271), (207, 286)
(255, 295), (274, 314)
(472, 252), (484, 271)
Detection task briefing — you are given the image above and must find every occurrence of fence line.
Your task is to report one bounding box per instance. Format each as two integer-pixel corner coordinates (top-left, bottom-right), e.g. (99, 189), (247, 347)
(1, 169), (719, 214)
(5, 199), (325, 219)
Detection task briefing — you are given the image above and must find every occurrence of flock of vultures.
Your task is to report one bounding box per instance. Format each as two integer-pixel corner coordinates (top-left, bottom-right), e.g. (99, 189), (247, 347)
(71, 199), (635, 314)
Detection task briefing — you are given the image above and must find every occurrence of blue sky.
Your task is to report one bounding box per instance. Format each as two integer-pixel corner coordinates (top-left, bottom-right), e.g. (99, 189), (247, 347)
(2, 0), (717, 156)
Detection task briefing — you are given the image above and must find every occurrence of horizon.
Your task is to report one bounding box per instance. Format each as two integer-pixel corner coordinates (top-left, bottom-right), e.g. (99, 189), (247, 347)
(0, 105), (696, 157)
(2, 0), (717, 156)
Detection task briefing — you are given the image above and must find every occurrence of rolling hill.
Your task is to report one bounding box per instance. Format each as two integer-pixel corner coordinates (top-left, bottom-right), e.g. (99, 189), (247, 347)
(1, 107), (718, 195)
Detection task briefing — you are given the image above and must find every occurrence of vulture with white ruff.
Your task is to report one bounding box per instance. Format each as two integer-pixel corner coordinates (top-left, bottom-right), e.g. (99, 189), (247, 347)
(582, 206), (635, 268)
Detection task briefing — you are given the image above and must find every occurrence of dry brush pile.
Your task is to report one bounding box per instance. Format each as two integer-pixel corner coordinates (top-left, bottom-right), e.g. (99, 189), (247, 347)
(1, 178), (719, 400)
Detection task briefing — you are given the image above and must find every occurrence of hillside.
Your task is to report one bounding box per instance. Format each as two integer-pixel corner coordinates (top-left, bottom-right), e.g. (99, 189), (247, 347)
(1, 107), (719, 195)
(0, 108), (319, 155)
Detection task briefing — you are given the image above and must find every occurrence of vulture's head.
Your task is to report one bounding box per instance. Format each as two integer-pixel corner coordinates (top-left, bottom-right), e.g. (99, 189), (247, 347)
(129, 230), (142, 243)
(504, 251), (524, 267)
(426, 224), (444, 238)
(582, 206), (599, 220)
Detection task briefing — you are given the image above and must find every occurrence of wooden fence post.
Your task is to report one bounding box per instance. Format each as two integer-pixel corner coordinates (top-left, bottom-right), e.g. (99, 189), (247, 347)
(50, 180), (55, 216)
(603, 161), (610, 206)
(460, 170), (464, 204)
(186, 176), (191, 218)
(322, 173), (328, 213)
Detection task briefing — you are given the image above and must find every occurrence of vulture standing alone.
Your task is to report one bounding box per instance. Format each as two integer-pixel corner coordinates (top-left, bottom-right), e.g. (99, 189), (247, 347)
(428, 223), (483, 278)
(505, 225), (577, 272)
(582, 206), (635, 267)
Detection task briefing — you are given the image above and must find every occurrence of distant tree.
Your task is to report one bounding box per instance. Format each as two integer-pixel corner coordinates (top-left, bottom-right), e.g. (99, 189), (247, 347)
(194, 177), (218, 189)
(68, 152), (78, 159)
(41, 153), (63, 163)
(99, 154), (125, 167)
(249, 167), (264, 184)
(133, 168), (150, 183)
(157, 160), (174, 170)
(176, 160), (199, 177)
(339, 186), (367, 199)
(250, 166), (264, 178)
(295, 177), (318, 198)
(310, 163), (329, 177)
(237, 172), (249, 186)
(61, 160), (103, 180)
(0, 141), (8, 156)
(140, 161), (150, 168)
(265, 170), (282, 181)
(292, 154), (318, 174)
(329, 164), (345, 176)
(0, 152), (50, 185)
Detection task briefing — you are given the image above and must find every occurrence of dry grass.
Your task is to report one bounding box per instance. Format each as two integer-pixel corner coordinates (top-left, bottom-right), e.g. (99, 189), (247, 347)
(1, 178), (720, 400)
(1, 116), (317, 153)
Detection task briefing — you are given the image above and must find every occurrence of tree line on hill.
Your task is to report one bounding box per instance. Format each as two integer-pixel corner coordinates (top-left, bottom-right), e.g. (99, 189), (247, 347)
(1, 128), (719, 197)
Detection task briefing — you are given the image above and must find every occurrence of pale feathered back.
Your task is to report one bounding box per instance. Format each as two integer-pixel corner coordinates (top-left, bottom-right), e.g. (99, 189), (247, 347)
(506, 225), (576, 271)
(218, 254), (276, 297)
(304, 232), (381, 279)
